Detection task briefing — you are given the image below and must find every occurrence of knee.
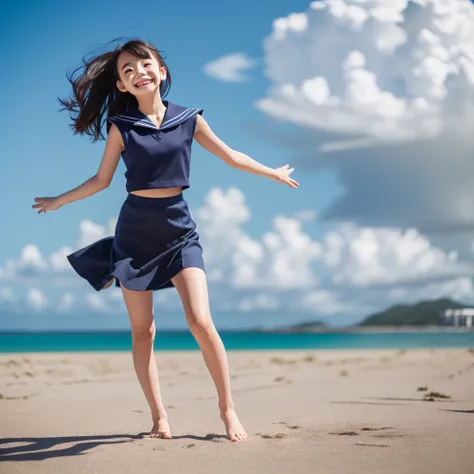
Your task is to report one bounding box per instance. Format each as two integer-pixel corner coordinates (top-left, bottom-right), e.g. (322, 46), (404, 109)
(187, 313), (214, 335)
(131, 323), (156, 345)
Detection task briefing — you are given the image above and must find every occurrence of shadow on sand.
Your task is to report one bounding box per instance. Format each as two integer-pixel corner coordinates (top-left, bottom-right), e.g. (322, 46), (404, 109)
(0, 432), (228, 461)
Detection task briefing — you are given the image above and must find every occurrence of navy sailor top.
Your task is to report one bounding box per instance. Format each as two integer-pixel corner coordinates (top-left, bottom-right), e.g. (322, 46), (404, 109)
(106, 100), (203, 193)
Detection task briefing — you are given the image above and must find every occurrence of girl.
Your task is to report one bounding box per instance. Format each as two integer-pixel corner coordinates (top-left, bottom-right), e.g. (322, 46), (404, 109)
(32, 39), (299, 442)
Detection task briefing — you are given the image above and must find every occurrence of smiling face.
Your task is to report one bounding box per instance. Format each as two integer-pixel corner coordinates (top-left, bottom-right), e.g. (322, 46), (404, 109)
(116, 50), (167, 97)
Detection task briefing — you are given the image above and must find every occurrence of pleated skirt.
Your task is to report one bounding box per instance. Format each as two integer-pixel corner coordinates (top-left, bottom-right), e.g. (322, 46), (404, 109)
(67, 192), (205, 291)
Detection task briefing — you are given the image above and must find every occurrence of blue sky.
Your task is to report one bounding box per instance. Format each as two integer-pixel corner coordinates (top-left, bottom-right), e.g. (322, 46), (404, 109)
(2, 0), (474, 331)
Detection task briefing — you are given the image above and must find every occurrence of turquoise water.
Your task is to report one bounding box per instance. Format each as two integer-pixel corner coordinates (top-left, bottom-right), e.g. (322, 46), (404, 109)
(0, 331), (473, 352)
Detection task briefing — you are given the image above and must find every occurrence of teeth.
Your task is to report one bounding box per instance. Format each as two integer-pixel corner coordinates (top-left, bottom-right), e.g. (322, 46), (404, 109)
(136, 80), (152, 87)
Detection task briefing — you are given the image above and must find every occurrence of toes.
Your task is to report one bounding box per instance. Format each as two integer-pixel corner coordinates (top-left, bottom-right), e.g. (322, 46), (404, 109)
(228, 433), (239, 442)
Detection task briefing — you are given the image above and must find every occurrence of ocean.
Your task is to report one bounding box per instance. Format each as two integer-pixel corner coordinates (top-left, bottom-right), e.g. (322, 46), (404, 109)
(1, 330), (473, 352)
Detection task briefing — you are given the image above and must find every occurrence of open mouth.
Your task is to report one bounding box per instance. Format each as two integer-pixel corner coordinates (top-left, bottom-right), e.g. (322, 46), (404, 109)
(135, 80), (153, 88)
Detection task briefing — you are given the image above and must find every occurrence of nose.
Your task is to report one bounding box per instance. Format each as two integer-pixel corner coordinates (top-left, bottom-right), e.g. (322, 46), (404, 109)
(136, 64), (147, 75)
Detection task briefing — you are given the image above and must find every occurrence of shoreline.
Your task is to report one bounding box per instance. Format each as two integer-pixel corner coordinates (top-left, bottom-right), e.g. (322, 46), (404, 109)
(0, 325), (472, 334)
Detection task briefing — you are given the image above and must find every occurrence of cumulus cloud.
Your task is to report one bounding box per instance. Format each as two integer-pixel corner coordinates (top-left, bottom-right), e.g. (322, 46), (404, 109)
(193, 187), (474, 314)
(0, 217), (117, 283)
(0, 244), (74, 282)
(27, 288), (47, 310)
(203, 52), (257, 82)
(77, 218), (117, 248)
(2, 188), (474, 320)
(255, 0), (474, 254)
(195, 187), (322, 290)
(0, 244), (74, 281)
(85, 293), (108, 312)
(299, 289), (350, 315)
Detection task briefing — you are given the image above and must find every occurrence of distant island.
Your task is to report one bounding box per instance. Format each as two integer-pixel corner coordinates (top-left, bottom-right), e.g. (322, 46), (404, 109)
(358, 297), (464, 326)
(265, 298), (471, 333)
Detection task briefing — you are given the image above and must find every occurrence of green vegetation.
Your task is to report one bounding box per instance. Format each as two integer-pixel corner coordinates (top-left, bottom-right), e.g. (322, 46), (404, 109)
(358, 298), (465, 326)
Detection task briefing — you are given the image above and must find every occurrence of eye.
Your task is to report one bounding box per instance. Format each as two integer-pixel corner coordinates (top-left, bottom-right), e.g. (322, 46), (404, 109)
(145, 63), (152, 67)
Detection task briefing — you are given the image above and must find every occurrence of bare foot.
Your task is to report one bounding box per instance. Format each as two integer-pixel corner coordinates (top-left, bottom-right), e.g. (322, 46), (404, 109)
(220, 408), (247, 442)
(143, 418), (172, 439)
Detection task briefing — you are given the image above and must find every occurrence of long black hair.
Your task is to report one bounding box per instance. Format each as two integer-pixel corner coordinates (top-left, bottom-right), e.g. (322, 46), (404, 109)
(58, 38), (172, 142)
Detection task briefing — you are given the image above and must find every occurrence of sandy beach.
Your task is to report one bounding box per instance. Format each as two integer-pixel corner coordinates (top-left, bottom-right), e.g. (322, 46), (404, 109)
(1, 348), (473, 474)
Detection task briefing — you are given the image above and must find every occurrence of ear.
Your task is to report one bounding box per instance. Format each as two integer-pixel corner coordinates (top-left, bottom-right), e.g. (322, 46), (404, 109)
(160, 66), (167, 81)
(116, 80), (127, 93)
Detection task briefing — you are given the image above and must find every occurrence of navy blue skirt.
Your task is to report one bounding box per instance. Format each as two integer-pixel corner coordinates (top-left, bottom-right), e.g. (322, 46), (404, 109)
(67, 192), (205, 291)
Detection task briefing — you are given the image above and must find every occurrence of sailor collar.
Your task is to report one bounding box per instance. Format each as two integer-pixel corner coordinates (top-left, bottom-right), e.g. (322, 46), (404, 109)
(108, 100), (201, 132)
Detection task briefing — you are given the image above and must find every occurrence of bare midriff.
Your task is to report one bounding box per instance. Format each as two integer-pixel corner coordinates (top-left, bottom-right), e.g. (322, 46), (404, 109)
(129, 186), (184, 198)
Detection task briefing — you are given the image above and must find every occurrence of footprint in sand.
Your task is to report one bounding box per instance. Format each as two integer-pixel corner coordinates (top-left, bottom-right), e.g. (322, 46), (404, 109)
(330, 426), (401, 440)
(355, 443), (390, 448)
(0, 392), (39, 400)
(260, 433), (286, 439)
(269, 357), (298, 366)
(361, 426), (396, 431)
(274, 376), (292, 384)
(330, 431), (359, 436)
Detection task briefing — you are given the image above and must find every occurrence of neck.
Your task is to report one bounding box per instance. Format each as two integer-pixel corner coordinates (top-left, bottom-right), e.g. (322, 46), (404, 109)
(136, 94), (167, 117)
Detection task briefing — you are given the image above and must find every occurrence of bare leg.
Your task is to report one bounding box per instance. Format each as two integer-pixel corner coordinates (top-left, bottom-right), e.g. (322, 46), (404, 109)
(120, 283), (171, 439)
(171, 268), (247, 442)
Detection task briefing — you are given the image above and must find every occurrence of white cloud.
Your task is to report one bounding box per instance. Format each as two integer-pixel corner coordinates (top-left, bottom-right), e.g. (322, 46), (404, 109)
(86, 293), (108, 312)
(0, 244), (74, 282)
(2, 187), (474, 319)
(195, 187), (322, 289)
(299, 289), (349, 315)
(50, 247), (74, 271)
(257, 0), (474, 146)
(27, 288), (47, 310)
(320, 224), (474, 287)
(194, 187), (474, 315)
(237, 293), (280, 312)
(77, 218), (116, 248)
(203, 52), (257, 82)
(255, 0), (474, 250)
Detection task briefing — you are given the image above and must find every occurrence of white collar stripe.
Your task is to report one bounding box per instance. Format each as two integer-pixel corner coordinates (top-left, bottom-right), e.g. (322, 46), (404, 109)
(109, 107), (200, 131)
(160, 108), (198, 130)
(160, 108), (192, 128)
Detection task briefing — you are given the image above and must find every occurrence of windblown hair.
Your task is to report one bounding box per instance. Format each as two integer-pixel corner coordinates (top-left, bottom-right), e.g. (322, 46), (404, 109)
(58, 38), (172, 142)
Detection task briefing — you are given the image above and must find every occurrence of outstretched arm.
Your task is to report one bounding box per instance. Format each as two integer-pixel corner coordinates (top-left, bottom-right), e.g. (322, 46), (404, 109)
(193, 114), (299, 189)
(32, 124), (124, 214)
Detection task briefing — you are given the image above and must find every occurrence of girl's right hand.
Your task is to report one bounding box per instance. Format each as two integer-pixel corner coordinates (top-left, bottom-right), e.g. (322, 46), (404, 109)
(32, 196), (63, 214)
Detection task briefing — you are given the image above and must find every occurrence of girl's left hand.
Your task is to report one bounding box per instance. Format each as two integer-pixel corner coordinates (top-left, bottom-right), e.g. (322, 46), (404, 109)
(32, 196), (63, 214)
(272, 164), (299, 189)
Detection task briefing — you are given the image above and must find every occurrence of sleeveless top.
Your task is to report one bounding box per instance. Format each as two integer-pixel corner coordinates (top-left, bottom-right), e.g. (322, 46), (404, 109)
(107, 100), (203, 193)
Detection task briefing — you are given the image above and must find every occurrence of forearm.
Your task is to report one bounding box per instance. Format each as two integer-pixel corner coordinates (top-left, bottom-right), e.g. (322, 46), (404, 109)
(230, 151), (277, 179)
(57, 175), (107, 206)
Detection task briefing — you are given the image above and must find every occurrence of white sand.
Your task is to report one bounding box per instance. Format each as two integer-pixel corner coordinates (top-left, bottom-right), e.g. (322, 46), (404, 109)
(1, 348), (473, 474)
